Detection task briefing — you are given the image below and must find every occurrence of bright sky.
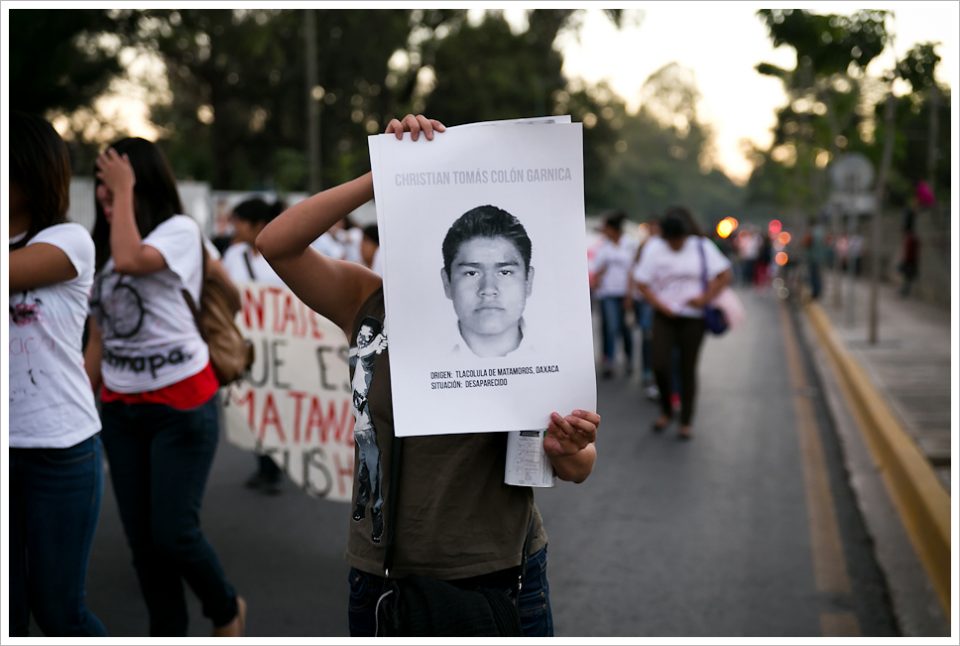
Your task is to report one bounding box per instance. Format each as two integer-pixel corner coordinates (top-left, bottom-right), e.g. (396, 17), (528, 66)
(548, 2), (960, 181)
(19, 2), (958, 187)
(549, 2), (959, 184)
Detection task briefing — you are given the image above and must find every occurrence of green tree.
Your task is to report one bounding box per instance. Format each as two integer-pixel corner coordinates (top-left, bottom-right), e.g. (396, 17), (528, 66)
(423, 11), (570, 125)
(872, 42), (951, 205)
(132, 9), (423, 190)
(9, 9), (124, 115)
(749, 9), (890, 214)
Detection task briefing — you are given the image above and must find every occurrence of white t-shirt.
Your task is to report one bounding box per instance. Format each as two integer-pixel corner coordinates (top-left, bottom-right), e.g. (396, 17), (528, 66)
(336, 227), (364, 264)
(9, 223), (101, 448)
(91, 215), (210, 392)
(632, 236), (732, 318)
(222, 241), (284, 286)
(370, 247), (384, 277)
(590, 236), (637, 298)
(311, 232), (346, 259)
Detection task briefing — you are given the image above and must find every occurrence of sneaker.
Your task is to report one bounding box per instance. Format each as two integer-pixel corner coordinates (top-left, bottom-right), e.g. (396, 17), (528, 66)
(644, 384), (659, 400)
(261, 478), (283, 496)
(244, 471), (267, 490)
(212, 596), (246, 637)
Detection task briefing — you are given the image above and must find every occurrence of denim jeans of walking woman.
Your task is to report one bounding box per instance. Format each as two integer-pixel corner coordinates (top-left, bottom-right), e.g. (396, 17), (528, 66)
(9, 435), (107, 636)
(599, 295), (633, 375)
(100, 397), (239, 636)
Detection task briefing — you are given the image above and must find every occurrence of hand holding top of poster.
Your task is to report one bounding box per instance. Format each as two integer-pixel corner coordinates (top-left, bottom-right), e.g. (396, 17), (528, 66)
(384, 114), (446, 141)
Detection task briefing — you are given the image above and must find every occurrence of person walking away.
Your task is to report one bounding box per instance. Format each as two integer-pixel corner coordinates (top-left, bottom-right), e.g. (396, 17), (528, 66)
(9, 112), (108, 637)
(221, 196), (288, 495)
(590, 211), (637, 378)
(632, 207), (732, 440)
(898, 216), (920, 298)
(627, 216), (660, 399)
(802, 215), (827, 300)
(256, 114), (600, 637)
(83, 138), (245, 637)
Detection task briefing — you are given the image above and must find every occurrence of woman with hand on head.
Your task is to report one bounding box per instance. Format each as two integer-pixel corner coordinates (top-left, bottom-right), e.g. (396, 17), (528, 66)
(84, 137), (245, 637)
(9, 111), (107, 637)
(257, 114), (601, 637)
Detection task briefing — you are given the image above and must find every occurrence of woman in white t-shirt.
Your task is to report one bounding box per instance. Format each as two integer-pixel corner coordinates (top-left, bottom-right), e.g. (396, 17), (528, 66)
(632, 207), (732, 440)
(221, 197), (287, 494)
(84, 138), (245, 637)
(589, 211), (637, 379)
(8, 112), (107, 636)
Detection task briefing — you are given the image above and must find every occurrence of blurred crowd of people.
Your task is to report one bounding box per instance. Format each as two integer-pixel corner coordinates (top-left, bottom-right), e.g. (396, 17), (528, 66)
(588, 207), (732, 441)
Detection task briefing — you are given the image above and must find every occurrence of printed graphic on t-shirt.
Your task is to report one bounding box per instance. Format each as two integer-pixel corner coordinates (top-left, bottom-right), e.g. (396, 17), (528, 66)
(92, 273), (145, 339)
(9, 291), (53, 398)
(91, 272), (193, 380)
(349, 316), (388, 544)
(10, 292), (42, 326)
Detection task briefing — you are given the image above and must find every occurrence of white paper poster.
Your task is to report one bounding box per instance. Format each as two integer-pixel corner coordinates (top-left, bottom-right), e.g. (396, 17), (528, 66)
(222, 282), (355, 501)
(368, 120), (596, 437)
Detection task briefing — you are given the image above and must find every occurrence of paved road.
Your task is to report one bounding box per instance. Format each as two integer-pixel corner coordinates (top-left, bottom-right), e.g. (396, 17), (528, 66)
(83, 289), (898, 637)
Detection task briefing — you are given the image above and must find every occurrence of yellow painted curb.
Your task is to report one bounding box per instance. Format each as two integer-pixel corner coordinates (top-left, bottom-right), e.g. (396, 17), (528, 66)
(805, 302), (950, 616)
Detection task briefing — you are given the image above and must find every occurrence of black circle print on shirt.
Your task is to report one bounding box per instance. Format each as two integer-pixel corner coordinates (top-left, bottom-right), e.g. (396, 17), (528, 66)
(93, 275), (146, 339)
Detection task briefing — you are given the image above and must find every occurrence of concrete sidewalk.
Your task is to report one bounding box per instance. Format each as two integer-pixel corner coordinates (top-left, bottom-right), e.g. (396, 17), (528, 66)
(798, 271), (952, 634)
(815, 273), (951, 488)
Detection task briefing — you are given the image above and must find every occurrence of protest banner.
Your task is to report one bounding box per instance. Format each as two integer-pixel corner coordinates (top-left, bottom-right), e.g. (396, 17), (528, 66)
(368, 119), (596, 437)
(222, 282), (354, 502)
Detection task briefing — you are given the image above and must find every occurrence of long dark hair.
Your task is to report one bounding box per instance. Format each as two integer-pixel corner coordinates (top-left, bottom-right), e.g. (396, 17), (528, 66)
(92, 137), (183, 271)
(661, 205), (704, 238)
(231, 197), (285, 224)
(9, 111), (71, 249)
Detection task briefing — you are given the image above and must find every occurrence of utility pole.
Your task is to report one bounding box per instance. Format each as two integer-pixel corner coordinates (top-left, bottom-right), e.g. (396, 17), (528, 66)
(305, 9), (321, 193)
(927, 84), (939, 196)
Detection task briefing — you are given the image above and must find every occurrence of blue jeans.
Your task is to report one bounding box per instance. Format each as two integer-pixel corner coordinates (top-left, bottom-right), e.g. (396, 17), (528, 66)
(100, 398), (237, 636)
(348, 545), (554, 636)
(633, 299), (654, 380)
(600, 296), (632, 366)
(9, 435), (107, 636)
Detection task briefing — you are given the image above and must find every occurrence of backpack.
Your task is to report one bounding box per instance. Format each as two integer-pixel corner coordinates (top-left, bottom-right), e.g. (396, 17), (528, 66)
(182, 234), (254, 385)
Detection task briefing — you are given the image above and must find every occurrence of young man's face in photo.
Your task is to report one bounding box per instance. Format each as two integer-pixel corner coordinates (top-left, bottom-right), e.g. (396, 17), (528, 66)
(442, 235), (534, 340)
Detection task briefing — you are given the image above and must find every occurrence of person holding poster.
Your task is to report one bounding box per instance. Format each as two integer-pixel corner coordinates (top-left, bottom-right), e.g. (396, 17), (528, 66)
(257, 114), (600, 637)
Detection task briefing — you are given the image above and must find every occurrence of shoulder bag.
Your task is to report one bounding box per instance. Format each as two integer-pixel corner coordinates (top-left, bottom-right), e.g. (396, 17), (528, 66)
(182, 234), (255, 385)
(698, 238), (729, 335)
(374, 435), (530, 637)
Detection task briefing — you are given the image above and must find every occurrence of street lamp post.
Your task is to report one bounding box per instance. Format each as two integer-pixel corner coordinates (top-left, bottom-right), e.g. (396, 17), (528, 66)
(305, 9), (321, 194)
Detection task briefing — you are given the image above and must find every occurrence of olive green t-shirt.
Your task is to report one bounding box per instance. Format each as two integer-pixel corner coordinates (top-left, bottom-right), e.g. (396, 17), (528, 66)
(345, 288), (547, 579)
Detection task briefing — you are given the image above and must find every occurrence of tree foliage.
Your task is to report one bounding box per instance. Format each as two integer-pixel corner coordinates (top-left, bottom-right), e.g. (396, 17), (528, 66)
(13, 8), (749, 221)
(9, 10), (125, 115)
(750, 8), (950, 215)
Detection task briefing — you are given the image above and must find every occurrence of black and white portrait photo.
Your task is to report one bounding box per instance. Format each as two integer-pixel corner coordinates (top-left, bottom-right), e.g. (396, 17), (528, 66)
(369, 118), (596, 437)
(440, 205), (534, 359)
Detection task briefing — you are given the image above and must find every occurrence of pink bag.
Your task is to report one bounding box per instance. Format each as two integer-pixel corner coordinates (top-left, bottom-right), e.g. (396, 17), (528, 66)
(712, 288), (746, 330)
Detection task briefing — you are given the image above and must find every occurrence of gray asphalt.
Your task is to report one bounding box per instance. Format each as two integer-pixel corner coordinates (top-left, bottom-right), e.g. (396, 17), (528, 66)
(82, 289), (897, 637)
